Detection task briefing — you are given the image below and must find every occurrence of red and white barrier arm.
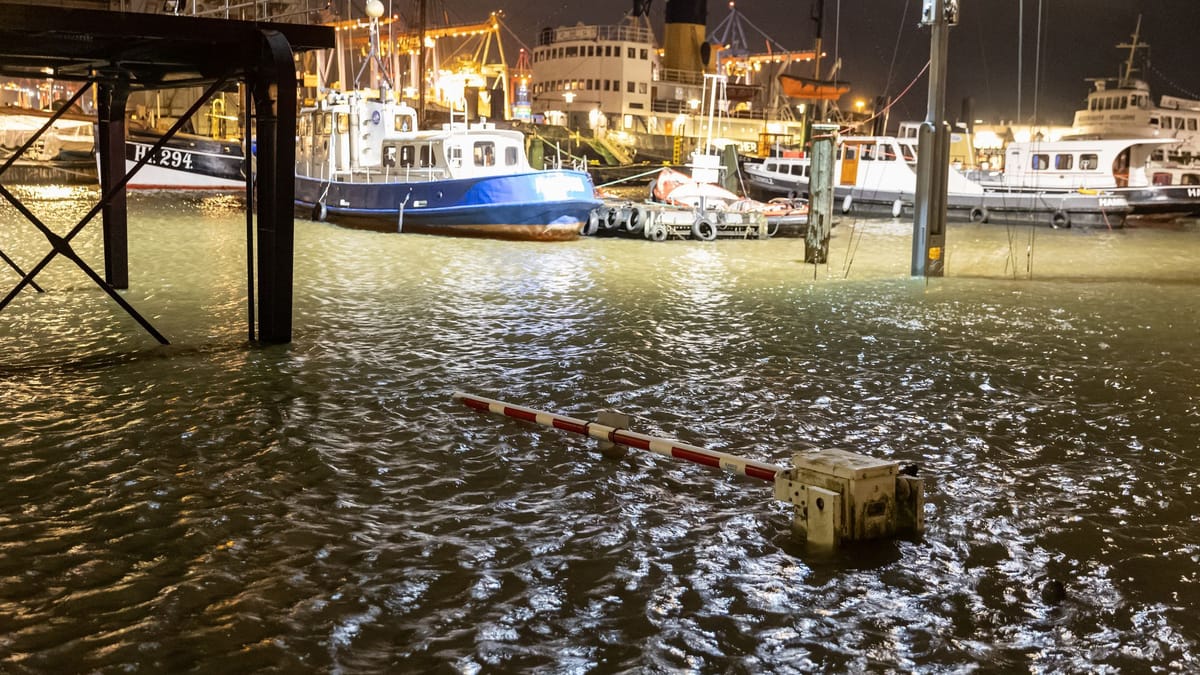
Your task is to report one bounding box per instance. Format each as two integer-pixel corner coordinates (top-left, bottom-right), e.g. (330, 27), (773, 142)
(452, 391), (784, 483)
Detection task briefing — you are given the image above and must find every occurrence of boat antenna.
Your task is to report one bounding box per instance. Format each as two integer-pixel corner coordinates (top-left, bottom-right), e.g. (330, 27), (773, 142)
(1117, 14), (1146, 88)
(354, 0), (394, 94)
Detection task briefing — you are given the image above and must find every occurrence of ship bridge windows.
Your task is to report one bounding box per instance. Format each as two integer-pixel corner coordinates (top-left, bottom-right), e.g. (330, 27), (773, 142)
(565, 46), (578, 57)
(386, 144), (437, 168)
(473, 141), (496, 167)
(1189, 119), (1198, 131)
(1176, 118), (1186, 130)
(394, 113), (415, 132)
(1079, 153), (1098, 170)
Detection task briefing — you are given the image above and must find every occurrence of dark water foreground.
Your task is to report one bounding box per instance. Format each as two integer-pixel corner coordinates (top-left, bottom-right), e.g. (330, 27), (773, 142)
(1, 188), (1198, 672)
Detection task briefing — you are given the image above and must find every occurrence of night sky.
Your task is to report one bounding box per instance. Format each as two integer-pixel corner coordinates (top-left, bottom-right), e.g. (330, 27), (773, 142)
(462, 0), (1200, 126)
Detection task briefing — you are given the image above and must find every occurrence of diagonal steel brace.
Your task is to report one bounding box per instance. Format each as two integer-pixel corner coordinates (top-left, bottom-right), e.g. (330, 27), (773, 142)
(0, 75), (232, 344)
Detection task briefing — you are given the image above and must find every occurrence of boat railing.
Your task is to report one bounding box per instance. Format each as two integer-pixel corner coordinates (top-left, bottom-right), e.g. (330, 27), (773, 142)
(536, 23), (653, 47)
(656, 68), (706, 87)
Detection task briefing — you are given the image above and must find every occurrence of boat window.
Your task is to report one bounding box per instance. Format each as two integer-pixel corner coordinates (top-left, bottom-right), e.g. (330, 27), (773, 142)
(1031, 154), (1049, 170)
(299, 115), (310, 137)
(383, 145), (397, 167)
(420, 145), (436, 167)
(640, 48), (649, 60)
(880, 144), (897, 160)
(899, 144), (916, 161)
(473, 141), (496, 167)
(791, 164), (804, 175)
(1176, 118), (1186, 130)
(1182, 173), (1200, 185)
(394, 113), (414, 132)
(336, 113), (349, 134)
(565, 46), (578, 57)
(639, 82), (647, 94)
(319, 113), (332, 135)
(1054, 154), (1073, 170)
(844, 146), (857, 161)
(1190, 119), (1198, 131)
(627, 47), (635, 58)
(860, 145), (874, 161)
(505, 146), (519, 166)
(399, 145), (415, 167)
(1120, 96), (1128, 109)
(765, 162), (776, 172)
(1152, 172), (1173, 185)
(1079, 153), (1098, 170)
(448, 145), (463, 168)
(1162, 116), (1172, 129)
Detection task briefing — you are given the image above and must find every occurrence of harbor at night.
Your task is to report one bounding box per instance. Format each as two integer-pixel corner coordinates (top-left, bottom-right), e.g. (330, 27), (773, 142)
(2, 1), (1200, 672)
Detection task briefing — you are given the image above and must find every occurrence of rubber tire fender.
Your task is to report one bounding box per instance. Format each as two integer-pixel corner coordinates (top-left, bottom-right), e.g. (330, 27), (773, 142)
(582, 209), (601, 236)
(969, 206), (989, 223)
(649, 224), (669, 241)
(625, 205), (647, 235)
(1051, 209), (1071, 229)
(311, 201), (327, 222)
(691, 217), (717, 241)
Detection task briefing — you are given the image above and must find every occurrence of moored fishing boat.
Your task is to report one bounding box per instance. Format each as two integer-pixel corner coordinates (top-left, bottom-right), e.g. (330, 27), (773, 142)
(294, 0), (599, 241)
(294, 92), (600, 241)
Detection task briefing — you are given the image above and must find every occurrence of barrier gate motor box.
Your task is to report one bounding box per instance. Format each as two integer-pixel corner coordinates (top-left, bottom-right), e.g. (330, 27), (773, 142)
(773, 448), (925, 548)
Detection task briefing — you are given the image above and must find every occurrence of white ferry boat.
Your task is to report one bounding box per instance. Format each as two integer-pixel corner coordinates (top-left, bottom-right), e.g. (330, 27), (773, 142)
(1068, 17), (1200, 193)
(742, 135), (1132, 228)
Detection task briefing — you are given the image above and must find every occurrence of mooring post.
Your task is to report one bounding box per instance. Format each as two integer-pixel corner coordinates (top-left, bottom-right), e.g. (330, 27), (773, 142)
(806, 123), (838, 265)
(252, 30), (298, 344)
(97, 77), (130, 289)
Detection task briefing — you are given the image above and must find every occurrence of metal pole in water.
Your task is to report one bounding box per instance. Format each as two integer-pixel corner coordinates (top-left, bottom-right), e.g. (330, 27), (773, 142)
(911, 0), (958, 278)
(452, 392), (784, 482)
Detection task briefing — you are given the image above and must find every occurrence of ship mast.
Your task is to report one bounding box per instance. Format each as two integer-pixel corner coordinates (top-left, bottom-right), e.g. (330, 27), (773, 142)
(1117, 14), (1146, 88)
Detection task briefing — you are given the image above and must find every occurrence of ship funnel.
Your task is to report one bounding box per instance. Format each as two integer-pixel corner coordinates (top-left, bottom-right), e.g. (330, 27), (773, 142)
(663, 0), (709, 74)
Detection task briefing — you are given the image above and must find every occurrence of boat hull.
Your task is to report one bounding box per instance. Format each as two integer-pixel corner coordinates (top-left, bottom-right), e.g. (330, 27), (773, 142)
(121, 131), (245, 190)
(295, 169), (601, 241)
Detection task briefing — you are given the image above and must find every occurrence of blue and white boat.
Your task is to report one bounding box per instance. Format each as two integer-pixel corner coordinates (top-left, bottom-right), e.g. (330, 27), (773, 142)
(294, 92), (600, 241)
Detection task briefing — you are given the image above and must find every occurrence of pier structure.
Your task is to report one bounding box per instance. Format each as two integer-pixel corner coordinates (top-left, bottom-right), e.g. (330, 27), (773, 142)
(0, 4), (333, 344)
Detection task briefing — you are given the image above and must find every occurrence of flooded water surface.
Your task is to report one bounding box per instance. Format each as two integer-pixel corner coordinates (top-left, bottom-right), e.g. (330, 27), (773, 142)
(1, 188), (1198, 672)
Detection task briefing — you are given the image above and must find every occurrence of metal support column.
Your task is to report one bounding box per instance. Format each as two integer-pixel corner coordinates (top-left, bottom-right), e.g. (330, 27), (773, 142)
(252, 30), (297, 344)
(97, 78), (130, 289)
(911, 0), (958, 278)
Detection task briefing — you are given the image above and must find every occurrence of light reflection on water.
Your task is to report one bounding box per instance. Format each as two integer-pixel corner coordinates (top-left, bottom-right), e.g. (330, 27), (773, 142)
(1, 190), (1198, 672)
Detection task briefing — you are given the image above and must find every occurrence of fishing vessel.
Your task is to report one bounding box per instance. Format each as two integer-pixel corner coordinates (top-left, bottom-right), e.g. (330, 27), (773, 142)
(742, 134), (1132, 228)
(293, 1), (599, 240)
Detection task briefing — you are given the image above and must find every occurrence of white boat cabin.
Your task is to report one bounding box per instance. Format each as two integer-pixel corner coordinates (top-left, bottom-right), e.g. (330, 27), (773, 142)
(297, 91), (533, 183)
(1000, 138), (1181, 190)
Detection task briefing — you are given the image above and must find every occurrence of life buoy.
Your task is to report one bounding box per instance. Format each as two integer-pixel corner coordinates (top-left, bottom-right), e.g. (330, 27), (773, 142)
(311, 201), (327, 222)
(969, 206), (989, 223)
(582, 209), (600, 236)
(625, 205), (647, 235)
(891, 199), (903, 218)
(649, 224), (668, 241)
(841, 195), (853, 214)
(691, 217), (717, 241)
(1051, 210), (1071, 229)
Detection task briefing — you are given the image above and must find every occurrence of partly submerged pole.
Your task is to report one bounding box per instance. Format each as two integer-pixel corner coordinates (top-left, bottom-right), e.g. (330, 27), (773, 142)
(911, 0), (958, 278)
(452, 391), (784, 482)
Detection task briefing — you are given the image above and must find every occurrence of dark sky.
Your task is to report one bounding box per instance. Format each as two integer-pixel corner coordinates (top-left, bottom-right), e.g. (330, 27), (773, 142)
(475, 0), (1200, 126)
